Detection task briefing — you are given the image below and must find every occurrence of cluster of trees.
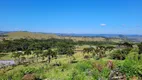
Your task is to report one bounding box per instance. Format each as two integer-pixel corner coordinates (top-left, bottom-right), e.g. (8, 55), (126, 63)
(0, 38), (74, 53)
(83, 46), (115, 59)
(6, 39), (75, 64)
(0, 38), (137, 61)
(0, 38), (118, 53)
(82, 42), (135, 60)
(76, 41), (117, 46)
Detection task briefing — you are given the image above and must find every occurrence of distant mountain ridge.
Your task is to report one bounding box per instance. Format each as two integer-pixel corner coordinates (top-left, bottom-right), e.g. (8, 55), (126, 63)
(56, 33), (142, 37)
(0, 31), (10, 34)
(56, 33), (142, 42)
(1, 31), (142, 37)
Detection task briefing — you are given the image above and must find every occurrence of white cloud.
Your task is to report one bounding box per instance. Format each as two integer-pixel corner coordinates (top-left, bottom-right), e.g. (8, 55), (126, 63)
(100, 24), (106, 26)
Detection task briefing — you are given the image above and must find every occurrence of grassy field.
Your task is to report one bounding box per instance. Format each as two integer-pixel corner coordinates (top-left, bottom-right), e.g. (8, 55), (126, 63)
(0, 52), (117, 80)
(1, 45), (139, 80)
(0, 37), (141, 80)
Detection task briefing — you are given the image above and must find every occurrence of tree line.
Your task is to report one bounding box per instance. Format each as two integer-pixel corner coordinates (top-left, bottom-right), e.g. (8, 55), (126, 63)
(0, 38), (117, 53)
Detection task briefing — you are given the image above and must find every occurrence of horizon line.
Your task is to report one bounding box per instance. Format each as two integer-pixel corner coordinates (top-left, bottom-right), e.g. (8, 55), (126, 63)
(1, 30), (142, 35)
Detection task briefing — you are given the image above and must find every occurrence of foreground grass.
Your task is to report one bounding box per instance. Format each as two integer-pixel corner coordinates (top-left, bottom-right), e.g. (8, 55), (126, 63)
(0, 51), (123, 80)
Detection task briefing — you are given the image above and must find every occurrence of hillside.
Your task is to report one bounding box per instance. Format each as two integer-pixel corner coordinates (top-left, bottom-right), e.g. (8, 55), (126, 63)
(0, 31), (123, 42)
(2, 31), (59, 40)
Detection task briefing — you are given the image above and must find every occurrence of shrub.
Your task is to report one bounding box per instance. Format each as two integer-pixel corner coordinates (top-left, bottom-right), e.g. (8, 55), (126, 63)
(76, 61), (92, 72)
(11, 71), (24, 80)
(70, 60), (78, 64)
(119, 60), (138, 77)
(92, 62), (103, 72)
(69, 70), (86, 80)
(101, 68), (110, 78)
(119, 52), (142, 78)
(0, 74), (8, 80)
(139, 54), (142, 64)
(21, 67), (38, 74)
(126, 52), (139, 61)
(61, 63), (69, 70)
(110, 49), (131, 60)
(130, 48), (139, 53)
(92, 70), (100, 79)
(84, 55), (90, 59)
(91, 67), (110, 80)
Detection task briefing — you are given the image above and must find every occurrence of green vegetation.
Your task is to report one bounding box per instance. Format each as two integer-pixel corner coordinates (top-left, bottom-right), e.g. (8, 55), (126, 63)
(0, 38), (142, 80)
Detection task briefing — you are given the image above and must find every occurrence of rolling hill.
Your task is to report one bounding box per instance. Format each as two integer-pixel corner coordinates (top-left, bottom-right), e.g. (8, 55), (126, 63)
(4, 31), (142, 42)
(0, 31), (59, 40)
(0, 31), (123, 42)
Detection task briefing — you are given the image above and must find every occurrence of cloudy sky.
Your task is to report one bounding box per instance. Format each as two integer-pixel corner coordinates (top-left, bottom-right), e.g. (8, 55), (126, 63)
(0, 0), (142, 34)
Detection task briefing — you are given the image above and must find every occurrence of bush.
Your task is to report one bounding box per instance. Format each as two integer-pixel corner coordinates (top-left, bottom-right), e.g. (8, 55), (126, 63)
(119, 52), (142, 78)
(61, 63), (69, 71)
(92, 62), (103, 72)
(119, 60), (140, 77)
(126, 52), (139, 61)
(69, 70), (86, 80)
(84, 55), (90, 59)
(91, 67), (110, 80)
(21, 67), (38, 74)
(110, 49), (131, 60)
(76, 61), (92, 72)
(70, 60), (78, 64)
(11, 71), (24, 80)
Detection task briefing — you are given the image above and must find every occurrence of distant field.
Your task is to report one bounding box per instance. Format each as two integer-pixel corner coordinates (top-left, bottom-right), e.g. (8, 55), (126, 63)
(63, 36), (122, 42)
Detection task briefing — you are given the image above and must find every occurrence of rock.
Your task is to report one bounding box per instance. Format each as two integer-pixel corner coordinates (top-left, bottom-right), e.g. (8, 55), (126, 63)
(108, 68), (126, 80)
(22, 74), (36, 80)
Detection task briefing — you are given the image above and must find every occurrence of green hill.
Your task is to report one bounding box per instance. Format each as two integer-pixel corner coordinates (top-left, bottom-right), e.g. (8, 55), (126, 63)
(3, 31), (59, 40)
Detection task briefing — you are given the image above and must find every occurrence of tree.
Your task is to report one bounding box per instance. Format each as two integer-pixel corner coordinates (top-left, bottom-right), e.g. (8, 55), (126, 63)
(51, 50), (57, 59)
(106, 46), (115, 51)
(110, 48), (131, 60)
(93, 46), (107, 59)
(117, 42), (133, 49)
(57, 42), (75, 55)
(24, 50), (32, 56)
(83, 47), (94, 55)
(138, 42), (142, 54)
(43, 49), (55, 63)
(66, 49), (74, 57)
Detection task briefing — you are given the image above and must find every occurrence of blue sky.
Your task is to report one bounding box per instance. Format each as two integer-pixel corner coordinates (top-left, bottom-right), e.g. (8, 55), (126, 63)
(0, 0), (142, 34)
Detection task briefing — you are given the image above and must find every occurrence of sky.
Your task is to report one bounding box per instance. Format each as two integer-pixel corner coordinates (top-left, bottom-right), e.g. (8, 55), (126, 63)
(0, 0), (142, 34)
